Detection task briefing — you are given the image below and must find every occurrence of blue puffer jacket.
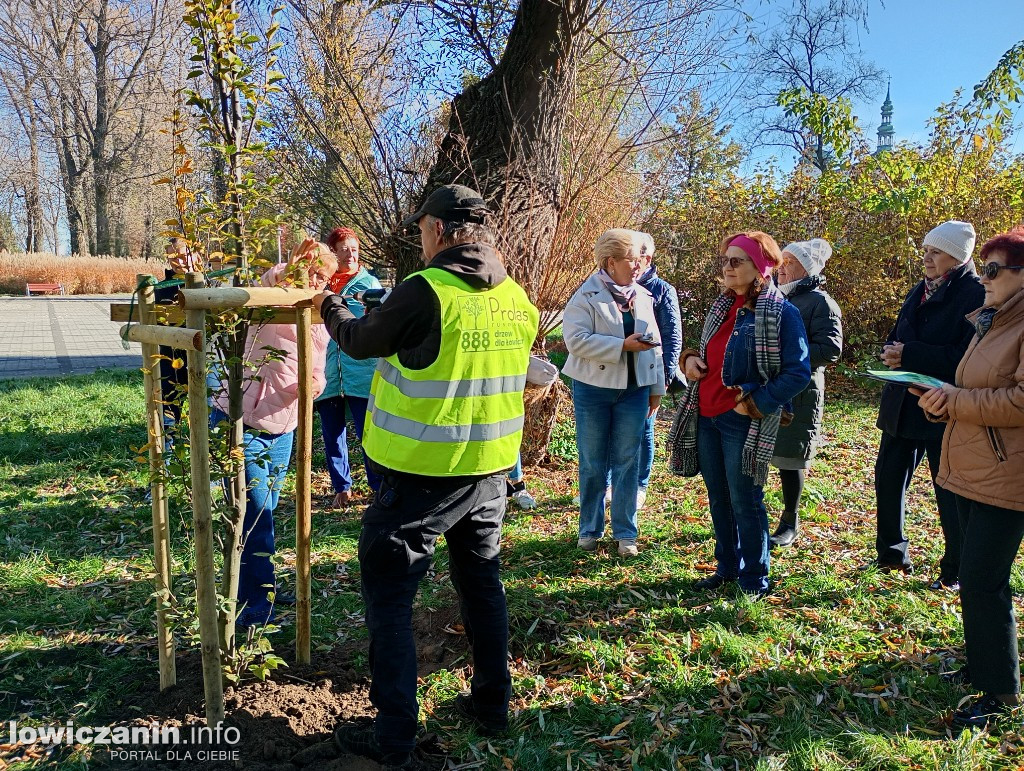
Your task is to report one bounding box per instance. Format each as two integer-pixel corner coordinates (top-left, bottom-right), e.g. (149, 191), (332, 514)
(317, 267), (381, 401)
(722, 301), (811, 417)
(638, 265), (683, 384)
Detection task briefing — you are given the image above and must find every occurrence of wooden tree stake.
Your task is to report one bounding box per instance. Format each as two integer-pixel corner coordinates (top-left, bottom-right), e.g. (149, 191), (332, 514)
(138, 275), (176, 691)
(184, 272), (225, 726)
(295, 288), (313, 664)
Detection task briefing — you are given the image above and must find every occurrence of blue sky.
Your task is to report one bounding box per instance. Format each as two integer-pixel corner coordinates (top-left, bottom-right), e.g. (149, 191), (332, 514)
(736, 0), (1024, 167)
(851, 0), (1024, 149)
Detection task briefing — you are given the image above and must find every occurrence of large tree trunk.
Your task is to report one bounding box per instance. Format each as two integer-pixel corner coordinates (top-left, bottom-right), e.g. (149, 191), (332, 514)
(398, 0), (580, 293)
(399, 0), (584, 468)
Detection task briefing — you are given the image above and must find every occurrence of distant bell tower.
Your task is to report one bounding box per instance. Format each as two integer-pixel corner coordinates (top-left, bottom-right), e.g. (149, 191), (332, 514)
(876, 80), (895, 155)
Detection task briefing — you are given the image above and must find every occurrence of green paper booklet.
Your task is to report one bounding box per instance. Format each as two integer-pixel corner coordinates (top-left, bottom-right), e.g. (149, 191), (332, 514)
(860, 369), (946, 390)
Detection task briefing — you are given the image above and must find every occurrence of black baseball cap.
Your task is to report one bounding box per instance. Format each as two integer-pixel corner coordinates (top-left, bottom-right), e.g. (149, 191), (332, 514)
(401, 184), (491, 227)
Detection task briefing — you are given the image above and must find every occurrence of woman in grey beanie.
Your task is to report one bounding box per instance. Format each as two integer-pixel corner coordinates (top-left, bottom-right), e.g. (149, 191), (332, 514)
(769, 239), (844, 546)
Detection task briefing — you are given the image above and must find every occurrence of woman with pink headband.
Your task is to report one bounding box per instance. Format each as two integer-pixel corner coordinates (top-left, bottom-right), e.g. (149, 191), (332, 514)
(668, 231), (810, 597)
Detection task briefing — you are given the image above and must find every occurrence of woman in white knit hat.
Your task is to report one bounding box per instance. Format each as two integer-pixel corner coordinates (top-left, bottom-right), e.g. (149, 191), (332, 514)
(870, 220), (984, 589)
(769, 238), (844, 546)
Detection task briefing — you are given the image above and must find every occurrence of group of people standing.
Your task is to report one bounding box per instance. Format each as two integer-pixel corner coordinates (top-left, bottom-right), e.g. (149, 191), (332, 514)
(156, 193), (1024, 762)
(564, 227), (842, 598)
(562, 217), (1024, 733)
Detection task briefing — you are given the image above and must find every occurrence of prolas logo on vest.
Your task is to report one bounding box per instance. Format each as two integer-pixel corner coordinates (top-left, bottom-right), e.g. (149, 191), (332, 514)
(457, 295), (529, 352)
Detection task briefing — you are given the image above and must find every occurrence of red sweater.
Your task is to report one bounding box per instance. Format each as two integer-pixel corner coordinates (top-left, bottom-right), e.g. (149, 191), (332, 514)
(699, 294), (743, 417)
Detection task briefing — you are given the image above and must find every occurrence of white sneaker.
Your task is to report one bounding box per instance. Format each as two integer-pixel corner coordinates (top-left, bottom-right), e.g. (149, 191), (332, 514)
(573, 486), (611, 507)
(577, 537), (599, 552)
(511, 489), (536, 510)
(636, 488), (647, 510)
(617, 539), (638, 557)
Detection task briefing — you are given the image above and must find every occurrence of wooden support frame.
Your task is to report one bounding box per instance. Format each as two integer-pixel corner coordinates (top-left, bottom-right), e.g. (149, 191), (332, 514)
(110, 303), (324, 325)
(137, 276), (177, 691)
(177, 286), (317, 311)
(121, 323), (204, 351)
(118, 270), (324, 721)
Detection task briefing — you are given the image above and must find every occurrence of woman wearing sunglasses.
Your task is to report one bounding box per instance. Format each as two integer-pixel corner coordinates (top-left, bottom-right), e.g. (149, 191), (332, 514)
(871, 221), (985, 589)
(914, 226), (1024, 733)
(669, 231), (810, 596)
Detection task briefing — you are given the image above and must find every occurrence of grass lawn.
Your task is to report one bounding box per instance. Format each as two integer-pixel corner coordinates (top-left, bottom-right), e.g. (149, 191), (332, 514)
(1, 369), (1023, 769)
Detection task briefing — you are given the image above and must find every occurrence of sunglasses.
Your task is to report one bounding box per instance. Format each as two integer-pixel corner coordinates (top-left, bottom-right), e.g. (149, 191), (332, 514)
(982, 262), (1024, 280)
(719, 256), (751, 270)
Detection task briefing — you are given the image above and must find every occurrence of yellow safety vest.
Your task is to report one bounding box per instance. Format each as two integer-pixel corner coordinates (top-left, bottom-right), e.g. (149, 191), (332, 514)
(362, 266), (539, 476)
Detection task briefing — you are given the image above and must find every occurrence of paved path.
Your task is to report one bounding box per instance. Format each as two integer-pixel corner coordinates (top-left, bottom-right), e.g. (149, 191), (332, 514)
(0, 295), (142, 379)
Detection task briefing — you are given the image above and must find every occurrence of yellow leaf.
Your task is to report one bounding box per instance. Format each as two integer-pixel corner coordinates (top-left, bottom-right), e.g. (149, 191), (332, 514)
(610, 718), (633, 736)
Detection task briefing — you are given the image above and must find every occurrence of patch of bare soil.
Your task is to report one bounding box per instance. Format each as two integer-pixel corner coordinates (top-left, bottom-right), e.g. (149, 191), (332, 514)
(94, 605), (467, 771)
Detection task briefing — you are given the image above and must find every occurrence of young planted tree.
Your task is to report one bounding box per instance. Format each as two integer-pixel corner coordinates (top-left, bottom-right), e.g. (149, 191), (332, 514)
(172, 0), (286, 657)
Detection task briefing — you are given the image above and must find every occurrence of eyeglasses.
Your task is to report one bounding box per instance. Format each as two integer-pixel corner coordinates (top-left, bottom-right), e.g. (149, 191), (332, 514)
(308, 271), (333, 287)
(982, 262), (1024, 280)
(719, 256), (751, 270)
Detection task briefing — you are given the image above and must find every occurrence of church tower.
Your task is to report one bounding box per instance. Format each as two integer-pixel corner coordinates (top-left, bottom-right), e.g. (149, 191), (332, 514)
(876, 80), (895, 155)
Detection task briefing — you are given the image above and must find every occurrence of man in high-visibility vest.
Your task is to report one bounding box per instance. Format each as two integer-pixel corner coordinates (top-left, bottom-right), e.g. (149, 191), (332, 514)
(313, 184), (539, 768)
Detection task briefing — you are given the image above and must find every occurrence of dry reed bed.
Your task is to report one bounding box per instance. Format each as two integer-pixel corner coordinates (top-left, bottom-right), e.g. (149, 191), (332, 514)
(0, 252), (166, 295)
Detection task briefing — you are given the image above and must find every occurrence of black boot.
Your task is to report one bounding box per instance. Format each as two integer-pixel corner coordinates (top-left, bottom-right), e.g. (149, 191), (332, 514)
(770, 514), (799, 547)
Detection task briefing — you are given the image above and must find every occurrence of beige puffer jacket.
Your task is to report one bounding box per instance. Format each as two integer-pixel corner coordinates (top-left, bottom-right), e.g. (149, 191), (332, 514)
(935, 288), (1024, 512)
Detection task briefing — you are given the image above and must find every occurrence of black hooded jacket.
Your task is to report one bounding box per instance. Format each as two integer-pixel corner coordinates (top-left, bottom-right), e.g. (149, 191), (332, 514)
(319, 242), (509, 371)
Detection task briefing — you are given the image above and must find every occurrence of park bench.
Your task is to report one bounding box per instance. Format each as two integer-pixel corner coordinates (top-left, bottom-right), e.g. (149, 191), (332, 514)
(25, 282), (65, 296)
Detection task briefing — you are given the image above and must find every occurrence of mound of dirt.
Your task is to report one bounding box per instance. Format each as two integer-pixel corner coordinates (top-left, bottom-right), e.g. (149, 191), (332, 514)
(93, 604), (468, 770)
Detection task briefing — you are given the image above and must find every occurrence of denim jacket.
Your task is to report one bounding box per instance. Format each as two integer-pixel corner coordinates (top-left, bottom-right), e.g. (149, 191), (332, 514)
(722, 301), (811, 416)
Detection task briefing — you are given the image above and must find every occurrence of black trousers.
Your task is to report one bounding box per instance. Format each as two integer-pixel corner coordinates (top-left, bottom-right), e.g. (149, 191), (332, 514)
(957, 493), (1024, 695)
(358, 470), (511, 754)
(874, 431), (961, 578)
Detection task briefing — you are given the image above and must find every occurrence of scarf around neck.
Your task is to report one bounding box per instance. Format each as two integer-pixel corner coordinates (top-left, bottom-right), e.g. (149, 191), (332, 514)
(668, 282), (787, 484)
(974, 306), (997, 339)
(922, 269), (952, 304)
(597, 269), (637, 313)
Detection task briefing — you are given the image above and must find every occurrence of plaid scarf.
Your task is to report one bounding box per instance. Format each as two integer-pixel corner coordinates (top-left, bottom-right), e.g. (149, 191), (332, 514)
(921, 269), (952, 304)
(974, 307), (997, 339)
(668, 283), (787, 484)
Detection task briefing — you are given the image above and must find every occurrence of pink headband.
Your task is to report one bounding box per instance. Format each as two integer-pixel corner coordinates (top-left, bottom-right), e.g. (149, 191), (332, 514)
(729, 235), (773, 278)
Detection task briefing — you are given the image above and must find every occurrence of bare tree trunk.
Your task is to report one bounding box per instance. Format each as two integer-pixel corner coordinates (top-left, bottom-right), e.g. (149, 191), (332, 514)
(401, 0), (578, 299)
(90, 0), (113, 255)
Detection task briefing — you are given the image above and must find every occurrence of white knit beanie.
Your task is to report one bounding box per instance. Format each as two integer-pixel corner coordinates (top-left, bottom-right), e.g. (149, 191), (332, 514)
(923, 220), (976, 264)
(783, 238), (833, 277)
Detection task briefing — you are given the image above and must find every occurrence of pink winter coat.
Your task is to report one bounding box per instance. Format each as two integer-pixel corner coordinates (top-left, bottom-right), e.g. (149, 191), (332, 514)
(214, 264), (329, 434)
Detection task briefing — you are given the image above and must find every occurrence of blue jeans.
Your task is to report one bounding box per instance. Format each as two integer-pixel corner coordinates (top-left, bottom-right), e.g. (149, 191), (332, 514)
(316, 395), (381, 494)
(697, 410), (770, 592)
(360, 472), (510, 754)
(210, 408), (294, 625)
(572, 379), (649, 541)
(639, 409), (657, 489)
(508, 454), (523, 484)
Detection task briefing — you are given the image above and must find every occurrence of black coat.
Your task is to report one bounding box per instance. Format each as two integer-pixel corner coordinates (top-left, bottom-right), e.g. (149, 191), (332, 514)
(876, 262), (985, 440)
(773, 276), (843, 460)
